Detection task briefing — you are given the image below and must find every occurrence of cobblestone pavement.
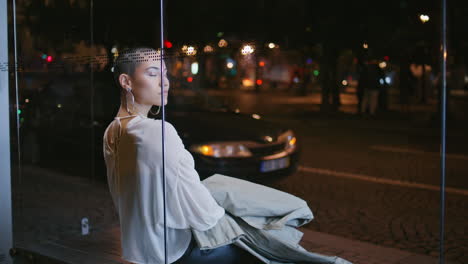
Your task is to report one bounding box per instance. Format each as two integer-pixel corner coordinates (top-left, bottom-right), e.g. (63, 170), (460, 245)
(258, 116), (468, 264)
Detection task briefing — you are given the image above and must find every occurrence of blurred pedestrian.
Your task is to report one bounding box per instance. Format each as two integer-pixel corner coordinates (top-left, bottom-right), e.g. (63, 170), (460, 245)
(357, 61), (365, 114)
(359, 60), (384, 116)
(289, 64), (301, 93)
(399, 56), (412, 114)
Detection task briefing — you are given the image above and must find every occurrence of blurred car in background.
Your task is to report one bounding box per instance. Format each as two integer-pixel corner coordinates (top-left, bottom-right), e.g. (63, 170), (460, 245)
(163, 88), (301, 181)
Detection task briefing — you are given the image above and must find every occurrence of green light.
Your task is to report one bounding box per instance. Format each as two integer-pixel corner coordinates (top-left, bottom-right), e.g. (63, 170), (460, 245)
(17, 109), (21, 114)
(217, 32), (224, 38)
(313, 70), (319, 76)
(229, 68), (237, 76)
(41, 54), (47, 59)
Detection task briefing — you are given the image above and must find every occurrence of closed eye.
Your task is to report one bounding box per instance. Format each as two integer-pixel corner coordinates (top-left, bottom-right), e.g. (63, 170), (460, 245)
(148, 70), (167, 76)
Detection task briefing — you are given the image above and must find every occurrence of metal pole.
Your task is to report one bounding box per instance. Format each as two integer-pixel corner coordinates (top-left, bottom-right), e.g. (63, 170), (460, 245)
(1, 0), (13, 262)
(12, 0), (25, 250)
(90, 0), (95, 184)
(159, 0), (168, 263)
(439, 0), (447, 263)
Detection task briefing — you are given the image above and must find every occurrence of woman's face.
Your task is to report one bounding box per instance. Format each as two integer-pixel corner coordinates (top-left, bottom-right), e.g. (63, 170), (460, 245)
(128, 56), (170, 107)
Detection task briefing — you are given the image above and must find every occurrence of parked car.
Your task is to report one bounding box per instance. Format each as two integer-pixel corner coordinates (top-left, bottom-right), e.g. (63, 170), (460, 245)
(158, 88), (301, 181)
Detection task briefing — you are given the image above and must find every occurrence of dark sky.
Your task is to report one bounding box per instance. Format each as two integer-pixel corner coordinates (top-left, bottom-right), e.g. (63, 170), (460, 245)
(96, 0), (466, 59)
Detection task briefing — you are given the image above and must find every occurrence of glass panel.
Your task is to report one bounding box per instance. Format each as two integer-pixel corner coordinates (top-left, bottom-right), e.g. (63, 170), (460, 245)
(153, 1), (462, 264)
(7, 0), (464, 264)
(0, 0), (13, 262)
(10, 0), (120, 260)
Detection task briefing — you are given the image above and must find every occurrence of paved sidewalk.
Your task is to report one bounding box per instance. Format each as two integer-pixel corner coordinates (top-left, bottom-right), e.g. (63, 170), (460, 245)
(14, 223), (455, 264)
(11, 165), (456, 264)
(298, 227), (455, 264)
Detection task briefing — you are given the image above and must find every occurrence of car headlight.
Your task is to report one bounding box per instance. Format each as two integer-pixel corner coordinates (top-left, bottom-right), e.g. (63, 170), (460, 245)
(278, 129), (297, 150)
(189, 142), (253, 158)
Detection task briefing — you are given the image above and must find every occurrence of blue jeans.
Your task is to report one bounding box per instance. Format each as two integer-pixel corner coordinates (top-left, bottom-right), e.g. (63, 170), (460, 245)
(173, 237), (258, 264)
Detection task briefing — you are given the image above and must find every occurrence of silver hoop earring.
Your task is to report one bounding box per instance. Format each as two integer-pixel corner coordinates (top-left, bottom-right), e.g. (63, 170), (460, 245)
(150, 105), (161, 115)
(125, 89), (135, 114)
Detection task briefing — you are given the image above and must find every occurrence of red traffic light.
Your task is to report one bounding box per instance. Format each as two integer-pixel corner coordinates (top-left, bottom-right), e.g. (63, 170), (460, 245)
(164, 40), (173, 49)
(46, 55), (53, 62)
(187, 77), (193, 83)
(256, 79), (263, 85)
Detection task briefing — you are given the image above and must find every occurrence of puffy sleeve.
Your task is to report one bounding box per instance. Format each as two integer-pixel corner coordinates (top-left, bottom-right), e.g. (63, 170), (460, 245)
(165, 123), (225, 231)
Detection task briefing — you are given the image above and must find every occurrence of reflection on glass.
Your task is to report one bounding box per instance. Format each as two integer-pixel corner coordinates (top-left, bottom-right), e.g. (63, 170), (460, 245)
(4, 0), (464, 264)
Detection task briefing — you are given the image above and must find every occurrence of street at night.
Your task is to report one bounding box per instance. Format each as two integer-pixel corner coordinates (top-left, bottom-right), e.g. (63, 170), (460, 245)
(266, 117), (468, 263)
(212, 89), (468, 263)
(10, 89), (468, 264)
(2, 0), (468, 263)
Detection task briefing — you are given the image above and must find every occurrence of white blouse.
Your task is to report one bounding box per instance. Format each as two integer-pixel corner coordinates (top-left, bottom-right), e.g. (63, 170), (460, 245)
(103, 114), (225, 264)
